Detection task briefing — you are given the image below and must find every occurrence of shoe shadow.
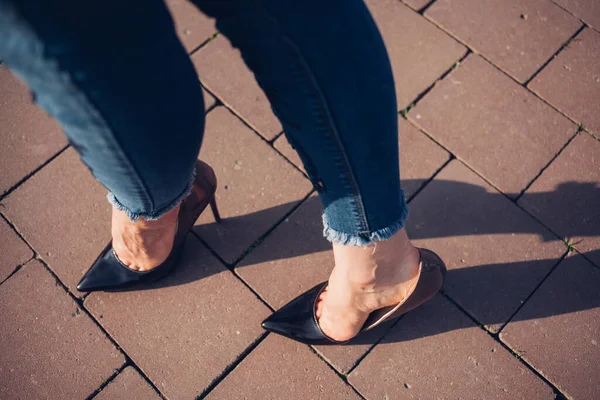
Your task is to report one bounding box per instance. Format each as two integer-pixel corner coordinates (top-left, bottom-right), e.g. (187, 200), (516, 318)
(135, 178), (600, 343)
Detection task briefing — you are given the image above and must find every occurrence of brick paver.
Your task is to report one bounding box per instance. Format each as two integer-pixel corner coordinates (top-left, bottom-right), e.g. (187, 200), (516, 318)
(426, 0), (581, 83)
(192, 36), (283, 140)
(501, 252), (600, 400)
(85, 236), (270, 399)
(95, 367), (160, 400)
(0, 67), (67, 195)
(166, 0), (215, 53)
(519, 132), (600, 266)
(529, 28), (600, 136)
(365, 0), (467, 110)
(407, 161), (564, 332)
(553, 0), (600, 31)
(193, 107), (312, 264)
(398, 117), (450, 197)
(2, 149), (111, 295)
(236, 196), (331, 311)
(349, 295), (554, 399)
(207, 334), (360, 400)
(0, 260), (123, 400)
(409, 54), (577, 195)
(0, 217), (32, 283)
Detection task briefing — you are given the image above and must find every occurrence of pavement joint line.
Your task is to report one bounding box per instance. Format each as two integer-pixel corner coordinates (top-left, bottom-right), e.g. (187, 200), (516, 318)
(215, 187), (316, 269)
(188, 31), (219, 58)
(304, 345), (368, 400)
(342, 314), (408, 377)
(420, 12), (591, 129)
(416, 0), (439, 15)
(269, 130), (286, 144)
(402, 48), (471, 112)
(188, 230), (278, 314)
(523, 24), (586, 87)
(572, 247), (600, 270)
(406, 153), (454, 204)
(496, 249), (570, 334)
(440, 290), (570, 399)
(268, 138), (311, 179)
(550, 0), (600, 34)
(0, 144), (69, 202)
(195, 331), (269, 399)
(514, 127), (582, 202)
(190, 188), (316, 313)
(84, 363), (129, 400)
(13, 252), (169, 400)
(396, 133), (577, 252)
(582, 126), (600, 141)
(0, 212), (36, 287)
(198, 91), (277, 143)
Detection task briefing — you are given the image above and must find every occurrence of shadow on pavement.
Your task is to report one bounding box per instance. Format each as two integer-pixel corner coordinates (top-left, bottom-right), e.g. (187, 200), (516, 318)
(131, 178), (600, 343)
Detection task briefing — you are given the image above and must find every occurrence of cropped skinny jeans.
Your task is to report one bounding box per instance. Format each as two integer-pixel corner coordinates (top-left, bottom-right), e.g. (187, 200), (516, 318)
(0, 0), (408, 246)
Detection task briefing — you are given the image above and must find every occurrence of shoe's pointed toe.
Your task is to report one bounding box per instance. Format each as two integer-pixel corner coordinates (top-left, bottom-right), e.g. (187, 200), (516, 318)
(77, 244), (147, 292)
(261, 282), (339, 345)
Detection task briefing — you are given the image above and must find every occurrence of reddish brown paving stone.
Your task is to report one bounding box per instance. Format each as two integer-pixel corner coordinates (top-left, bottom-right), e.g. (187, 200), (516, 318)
(0, 67), (67, 194)
(236, 195), (331, 311)
(273, 134), (307, 175)
(500, 252), (600, 400)
(0, 217), (32, 283)
(85, 236), (270, 400)
(399, 117), (450, 197)
(165, 0), (215, 53)
(406, 161), (564, 332)
(0, 260), (123, 400)
(402, 0), (432, 12)
(364, 0), (467, 110)
(2, 149), (111, 295)
(236, 195), (394, 373)
(349, 295), (554, 399)
(519, 132), (600, 266)
(553, 0), (600, 31)
(529, 28), (600, 136)
(206, 334), (361, 400)
(409, 55), (577, 195)
(425, 0), (581, 82)
(193, 107), (312, 264)
(95, 367), (160, 400)
(192, 36), (283, 140)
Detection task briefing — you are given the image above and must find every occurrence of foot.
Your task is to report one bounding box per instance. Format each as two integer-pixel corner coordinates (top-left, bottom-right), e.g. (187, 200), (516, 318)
(315, 229), (421, 342)
(111, 205), (180, 271)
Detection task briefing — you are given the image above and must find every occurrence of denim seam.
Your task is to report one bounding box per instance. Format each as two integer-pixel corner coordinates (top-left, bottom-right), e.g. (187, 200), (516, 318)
(257, 3), (371, 234)
(7, 19), (156, 221)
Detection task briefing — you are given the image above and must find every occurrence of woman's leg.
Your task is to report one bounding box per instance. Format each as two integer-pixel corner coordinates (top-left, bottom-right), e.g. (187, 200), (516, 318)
(0, 0), (205, 270)
(193, 0), (420, 340)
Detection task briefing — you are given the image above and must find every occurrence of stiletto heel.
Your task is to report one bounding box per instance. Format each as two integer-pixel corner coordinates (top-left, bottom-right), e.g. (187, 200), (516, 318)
(209, 197), (221, 223)
(76, 160), (218, 292)
(261, 248), (446, 345)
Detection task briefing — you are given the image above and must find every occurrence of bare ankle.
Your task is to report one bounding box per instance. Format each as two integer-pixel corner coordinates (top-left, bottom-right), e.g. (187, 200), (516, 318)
(331, 229), (419, 285)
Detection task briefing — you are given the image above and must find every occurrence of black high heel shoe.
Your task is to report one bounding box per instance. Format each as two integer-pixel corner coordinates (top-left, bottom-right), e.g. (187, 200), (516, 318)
(261, 248), (446, 345)
(76, 160), (220, 292)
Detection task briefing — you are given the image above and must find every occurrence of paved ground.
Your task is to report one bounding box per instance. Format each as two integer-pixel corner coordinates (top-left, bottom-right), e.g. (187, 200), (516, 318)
(1, 0), (599, 399)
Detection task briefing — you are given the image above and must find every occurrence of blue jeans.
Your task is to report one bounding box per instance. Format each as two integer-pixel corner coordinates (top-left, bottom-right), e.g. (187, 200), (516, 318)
(0, 0), (407, 246)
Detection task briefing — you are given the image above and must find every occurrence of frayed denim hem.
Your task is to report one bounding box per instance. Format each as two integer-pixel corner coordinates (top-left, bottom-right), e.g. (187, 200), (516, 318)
(106, 169), (196, 222)
(322, 202), (409, 246)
